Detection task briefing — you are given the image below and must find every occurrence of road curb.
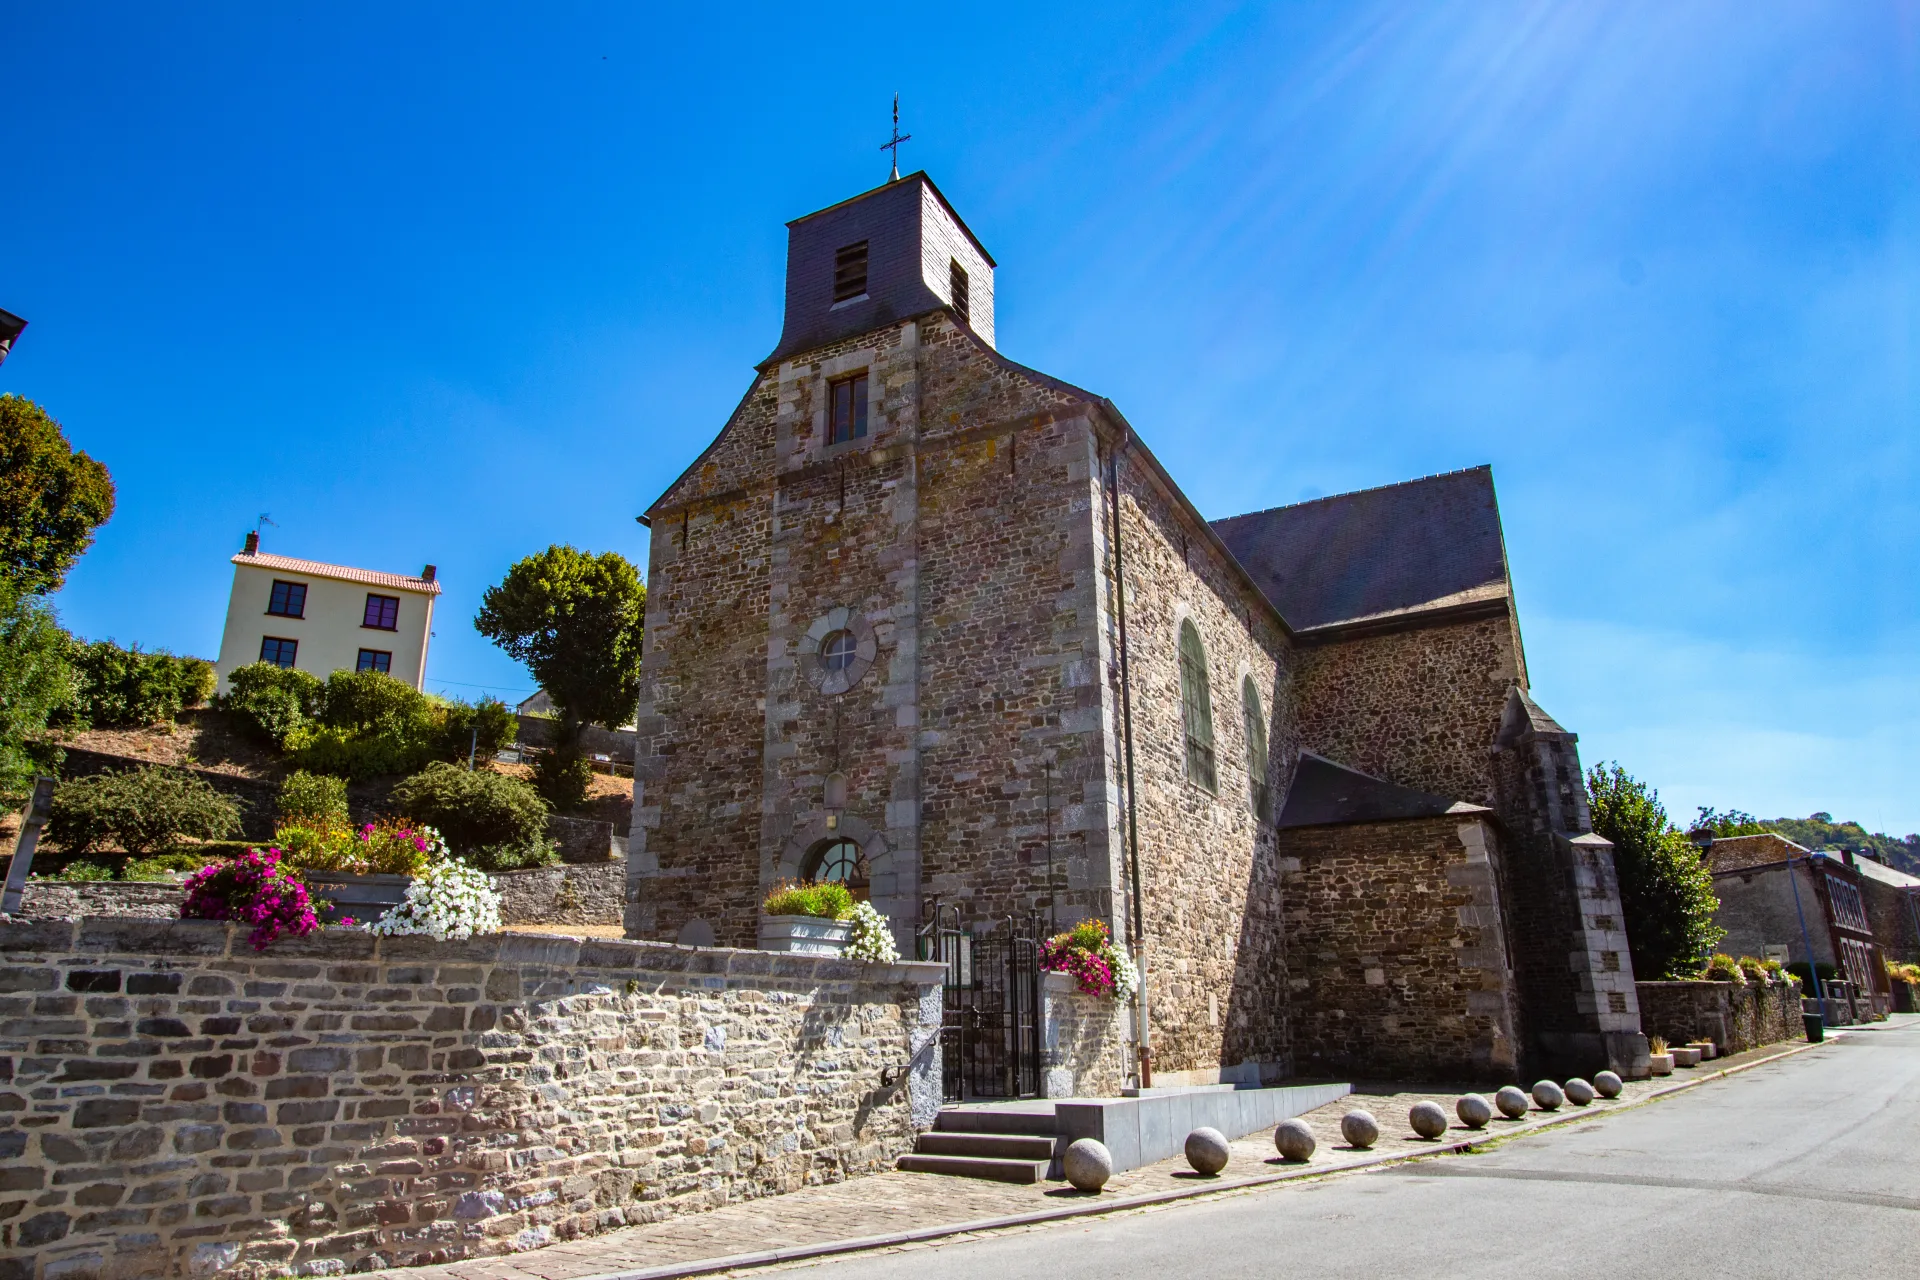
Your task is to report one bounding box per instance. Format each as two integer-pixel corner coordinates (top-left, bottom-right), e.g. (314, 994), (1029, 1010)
(567, 1036), (1837, 1280)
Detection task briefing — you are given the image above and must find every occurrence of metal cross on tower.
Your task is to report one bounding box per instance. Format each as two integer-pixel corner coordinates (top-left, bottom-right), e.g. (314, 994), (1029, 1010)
(880, 94), (912, 181)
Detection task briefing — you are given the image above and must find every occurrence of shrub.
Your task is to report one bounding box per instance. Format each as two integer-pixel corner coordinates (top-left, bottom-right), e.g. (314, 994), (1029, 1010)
(59, 639), (213, 729)
(38, 859), (114, 882)
(278, 770), (348, 828)
(1701, 953), (1746, 985)
(532, 744), (592, 810)
(225, 662), (323, 746)
(123, 851), (219, 882)
(438, 696), (517, 765)
(181, 848), (319, 951)
(1785, 962), (1837, 988)
(463, 835), (558, 874)
(48, 766), (241, 857)
(278, 819), (444, 878)
(1736, 954), (1769, 983)
(284, 724), (428, 780)
(390, 762), (548, 863)
(762, 880), (854, 920)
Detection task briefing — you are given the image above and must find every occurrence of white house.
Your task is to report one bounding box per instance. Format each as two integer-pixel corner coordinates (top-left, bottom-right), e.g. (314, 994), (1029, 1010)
(213, 531), (441, 693)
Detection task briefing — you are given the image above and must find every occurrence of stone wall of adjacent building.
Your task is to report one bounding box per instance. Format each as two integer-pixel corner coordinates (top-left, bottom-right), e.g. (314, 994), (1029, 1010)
(1098, 433), (1295, 1084)
(1290, 615), (1521, 810)
(1277, 813), (1518, 1082)
(0, 917), (944, 1280)
(1635, 978), (1805, 1055)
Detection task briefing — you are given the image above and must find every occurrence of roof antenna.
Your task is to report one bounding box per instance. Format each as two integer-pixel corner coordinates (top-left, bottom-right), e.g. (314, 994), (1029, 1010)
(880, 93), (912, 181)
(255, 513), (277, 535)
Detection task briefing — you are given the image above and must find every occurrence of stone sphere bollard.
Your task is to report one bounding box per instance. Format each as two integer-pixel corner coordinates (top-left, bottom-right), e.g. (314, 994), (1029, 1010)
(1340, 1109), (1380, 1149)
(1455, 1093), (1493, 1129)
(1184, 1126), (1230, 1175)
(1063, 1138), (1113, 1192)
(1563, 1078), (1596, 1106)
(1274, 1118), (1316, 1162)
(1494, 1085), (1531, 1119)
(1531, 1080), (1565, 1111)
(1593, 1070), (1624, 1099)
(1408, 1101), (1449, 1139)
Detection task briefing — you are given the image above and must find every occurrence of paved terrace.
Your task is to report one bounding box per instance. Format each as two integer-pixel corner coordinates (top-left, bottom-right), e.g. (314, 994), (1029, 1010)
(367, 1035), (1833, 1280)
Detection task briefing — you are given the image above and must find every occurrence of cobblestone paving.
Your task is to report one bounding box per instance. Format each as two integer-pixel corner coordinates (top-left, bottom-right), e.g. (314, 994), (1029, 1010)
(366, 1040), (1817, 1280)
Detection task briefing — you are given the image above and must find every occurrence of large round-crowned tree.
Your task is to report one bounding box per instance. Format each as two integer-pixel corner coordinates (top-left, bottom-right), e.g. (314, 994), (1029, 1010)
(474, 545), (645, 734)
(0, 395), (116, 597)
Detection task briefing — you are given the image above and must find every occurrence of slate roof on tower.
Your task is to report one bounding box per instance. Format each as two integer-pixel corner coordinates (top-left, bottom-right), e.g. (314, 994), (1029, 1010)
(1210, 465), (1511, 635)
(762, 171), (995, 368)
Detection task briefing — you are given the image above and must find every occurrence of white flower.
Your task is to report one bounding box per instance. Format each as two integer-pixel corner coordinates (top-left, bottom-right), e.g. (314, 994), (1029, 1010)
(843, 900), (899, 963)
(369, 859), (502, 941)
(1107, 945), (1139, 1004)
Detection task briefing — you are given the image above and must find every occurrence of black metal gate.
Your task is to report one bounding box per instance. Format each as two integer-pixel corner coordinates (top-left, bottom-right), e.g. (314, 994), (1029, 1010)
(922, 903), (1043, 1102)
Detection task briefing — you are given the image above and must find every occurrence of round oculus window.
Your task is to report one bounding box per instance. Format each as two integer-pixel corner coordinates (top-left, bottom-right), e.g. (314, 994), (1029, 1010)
(820, 629), (858, 673)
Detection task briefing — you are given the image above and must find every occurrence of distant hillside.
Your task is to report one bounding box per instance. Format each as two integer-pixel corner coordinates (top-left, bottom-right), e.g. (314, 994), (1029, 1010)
(1694, 808), (1920, 876)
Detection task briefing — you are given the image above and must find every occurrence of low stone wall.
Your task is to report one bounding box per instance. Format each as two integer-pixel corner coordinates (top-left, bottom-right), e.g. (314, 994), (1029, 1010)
(1041, 973), (1128, 1098)
(17, 880), (181, 919)
(1635, 978), (1804, 1053)
(491, 862), (624, 926)
(19, 863), (629, 928)
(0, 917), (944, 1280)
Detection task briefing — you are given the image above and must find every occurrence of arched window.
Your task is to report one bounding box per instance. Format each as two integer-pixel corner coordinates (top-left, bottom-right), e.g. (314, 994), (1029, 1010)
(803, 839), (869, 901)
(1178, 620), (1216, 792)
(1242, 677), (1270, 822)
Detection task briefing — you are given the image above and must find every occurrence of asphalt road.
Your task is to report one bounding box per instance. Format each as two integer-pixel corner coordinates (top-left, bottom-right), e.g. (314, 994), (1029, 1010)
(794, 1019), (1920, 1280)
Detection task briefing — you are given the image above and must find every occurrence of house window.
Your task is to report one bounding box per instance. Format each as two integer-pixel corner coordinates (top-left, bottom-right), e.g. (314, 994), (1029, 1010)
(950, 259), (970, 325)
(832, 241), (869, 302)
(1242, 677), (1269, 822)
(1178, 620), (1216, 792)
(829, 374), (868, 444)
(266, 580), (307, 618)
(357, 649), (392, 675)
(260, 637), (298, 668)
(363, 594), (400, 630)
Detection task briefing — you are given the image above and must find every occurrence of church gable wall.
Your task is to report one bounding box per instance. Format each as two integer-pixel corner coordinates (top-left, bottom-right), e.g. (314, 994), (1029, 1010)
(1291, 614), (1521, 808)
(1103, 441), (1294, 1080)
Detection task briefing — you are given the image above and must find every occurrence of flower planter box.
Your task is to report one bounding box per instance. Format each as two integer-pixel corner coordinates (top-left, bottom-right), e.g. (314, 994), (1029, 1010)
(1648, 1053), (1674, 1076)
(758, 914), (850, 956)
(1669, 1045), (1702, 1068)
(1689, 1041), (1718, 1061)
(304, 872), (411, 926)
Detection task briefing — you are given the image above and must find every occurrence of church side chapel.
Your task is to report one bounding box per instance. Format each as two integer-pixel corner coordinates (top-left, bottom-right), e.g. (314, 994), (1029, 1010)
(627, 168), (1649, 1094)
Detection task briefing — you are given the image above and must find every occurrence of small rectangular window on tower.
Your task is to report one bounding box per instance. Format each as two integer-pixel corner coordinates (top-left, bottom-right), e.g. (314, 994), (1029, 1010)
(950, 259), (970, 325)
(828, 374), (868, 444)
(832, 241), (869, 303)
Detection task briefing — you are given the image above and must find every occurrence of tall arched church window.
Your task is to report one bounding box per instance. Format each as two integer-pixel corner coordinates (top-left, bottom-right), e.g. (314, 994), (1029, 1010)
(1178, 620), (1217, 792)
(803, 838), (869, 901)
(1242, 677), (1270, 823)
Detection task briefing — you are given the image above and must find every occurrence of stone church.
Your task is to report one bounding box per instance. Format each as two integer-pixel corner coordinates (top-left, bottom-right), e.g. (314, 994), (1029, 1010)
(626, 172), (1650, 1087)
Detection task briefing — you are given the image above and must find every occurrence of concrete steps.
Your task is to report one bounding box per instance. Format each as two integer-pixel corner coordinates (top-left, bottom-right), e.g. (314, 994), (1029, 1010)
(898, 1104), (1063, 1182)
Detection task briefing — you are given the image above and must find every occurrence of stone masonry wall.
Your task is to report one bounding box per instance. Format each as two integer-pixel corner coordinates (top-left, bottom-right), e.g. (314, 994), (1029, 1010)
(491, 863), (624, 926)
(1040, 974), (1128, 1100)
(0, 918), (943, 1280)
(1278, 814), (1519, 1082)
(1098, 434), (1295, 1084)
(1634, 979), (1804, 1055)
(1290, 616), (1520, 808)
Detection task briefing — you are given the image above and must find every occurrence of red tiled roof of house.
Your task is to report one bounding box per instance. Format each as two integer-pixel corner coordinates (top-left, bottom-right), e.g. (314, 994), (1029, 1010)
(230, 551), (442, 595)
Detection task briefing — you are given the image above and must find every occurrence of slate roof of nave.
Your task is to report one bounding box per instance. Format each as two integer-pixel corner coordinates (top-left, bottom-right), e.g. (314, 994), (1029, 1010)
(1275, 752), (1490, 829)
(1210, 465), (1511, 634)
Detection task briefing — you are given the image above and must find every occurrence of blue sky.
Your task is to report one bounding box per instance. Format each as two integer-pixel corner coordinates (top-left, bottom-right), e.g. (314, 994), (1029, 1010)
(4, 3), (1915, 832)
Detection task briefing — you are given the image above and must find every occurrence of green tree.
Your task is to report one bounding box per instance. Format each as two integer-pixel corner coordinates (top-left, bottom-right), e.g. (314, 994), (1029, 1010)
(0, 583), (74, 803)
(1587, 763), (1724, 979)
(474, 544), (644, 758)
(0, 395), (116, 596)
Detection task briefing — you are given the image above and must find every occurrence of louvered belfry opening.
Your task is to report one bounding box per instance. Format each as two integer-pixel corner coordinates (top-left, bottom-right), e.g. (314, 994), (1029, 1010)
(833, 240), (869, 302)
(950, 258), (970, 325)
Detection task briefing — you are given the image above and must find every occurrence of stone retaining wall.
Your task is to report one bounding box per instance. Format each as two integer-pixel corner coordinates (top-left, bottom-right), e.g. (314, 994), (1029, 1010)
(1634, 978), (1804, 1054)
(491, 862), (624, 926)
(1040, 973), (1128, 1098)
(17, 881), (181, 920)
(0, 917), (944, 1280)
